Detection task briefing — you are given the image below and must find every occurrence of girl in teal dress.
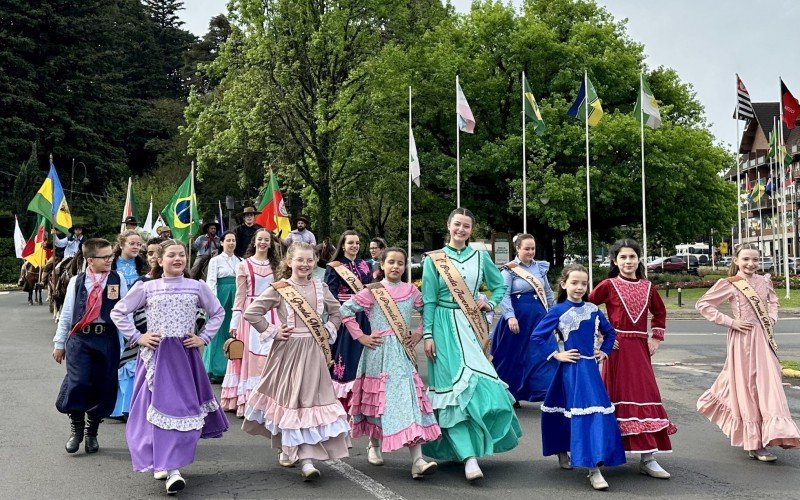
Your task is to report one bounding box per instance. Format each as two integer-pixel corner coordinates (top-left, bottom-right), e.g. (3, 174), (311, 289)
(203, 231), (241, 382)
(421, 208), (522, 481)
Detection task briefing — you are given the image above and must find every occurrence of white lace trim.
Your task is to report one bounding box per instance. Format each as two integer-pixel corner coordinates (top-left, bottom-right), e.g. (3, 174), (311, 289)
(146, 399), (220, 431)
(540, 404), (615, 418)
(140, 346), (156, 391)
(557, 303), (597, 343)
(611, 278), (651, 325)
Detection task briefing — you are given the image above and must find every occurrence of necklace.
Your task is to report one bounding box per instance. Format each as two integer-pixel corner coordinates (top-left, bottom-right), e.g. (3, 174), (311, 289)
(289, 278), (312, 287)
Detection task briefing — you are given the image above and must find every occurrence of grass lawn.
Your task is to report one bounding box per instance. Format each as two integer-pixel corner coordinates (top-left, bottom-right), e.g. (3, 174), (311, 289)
(658, 287), (800, 309)
(781, 360), (800, 372)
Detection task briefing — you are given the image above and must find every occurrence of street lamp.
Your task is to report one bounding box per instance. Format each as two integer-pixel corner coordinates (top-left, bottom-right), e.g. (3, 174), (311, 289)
(70, 158), (89, 205)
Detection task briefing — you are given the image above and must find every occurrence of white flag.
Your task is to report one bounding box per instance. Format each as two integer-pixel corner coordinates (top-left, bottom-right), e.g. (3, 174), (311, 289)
(410, 126), (420, 187)
(14, 215), (26, 258)
(456, 79), (476, 134)
(142, 197), (154, 237)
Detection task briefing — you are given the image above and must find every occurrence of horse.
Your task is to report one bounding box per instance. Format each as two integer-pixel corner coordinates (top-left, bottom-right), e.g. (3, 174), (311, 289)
(50, 250), (85, 322)
(18, 262), (45, 305)
(190, 254), (213, 281)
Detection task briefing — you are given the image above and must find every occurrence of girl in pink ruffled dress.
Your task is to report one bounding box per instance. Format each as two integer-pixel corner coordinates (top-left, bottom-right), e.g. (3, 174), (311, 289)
(341, 247), (440, 479)
(696, 243), (800, 461)
(241, 242), (350, 481)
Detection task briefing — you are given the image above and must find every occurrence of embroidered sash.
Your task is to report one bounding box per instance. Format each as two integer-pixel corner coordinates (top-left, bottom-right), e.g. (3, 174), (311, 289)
(328, 261), (365, 293)
(272, 282), (334, 367)
(428, 250), (492, 360)
(506, 262), (549, 311)
(368, 283), (417, 366)
(727, 276), (778, 357)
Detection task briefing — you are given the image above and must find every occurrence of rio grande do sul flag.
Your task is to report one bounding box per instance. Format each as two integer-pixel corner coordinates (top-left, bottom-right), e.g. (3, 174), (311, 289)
(255, 170), (291, 238)
(27, 160), (72, 233)
(21, 215), (53, 268)
(635, 75), (661, 129)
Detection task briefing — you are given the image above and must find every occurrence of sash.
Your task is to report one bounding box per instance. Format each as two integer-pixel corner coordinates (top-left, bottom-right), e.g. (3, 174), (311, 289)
(271, 282), (334, 367)
(727, 276), (778, 358)
(428, 250), (492, 360)
(367, 283), (417, 366)
(328, 261), (365, 293)
(506, 262), (549, 311)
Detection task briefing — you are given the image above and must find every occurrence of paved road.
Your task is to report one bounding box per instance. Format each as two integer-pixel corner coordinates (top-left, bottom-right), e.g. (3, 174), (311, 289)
(2, 291), (800, 499)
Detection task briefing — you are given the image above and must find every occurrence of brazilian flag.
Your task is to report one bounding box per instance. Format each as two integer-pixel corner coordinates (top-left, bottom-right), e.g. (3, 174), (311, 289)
(161, 171), (199, 244)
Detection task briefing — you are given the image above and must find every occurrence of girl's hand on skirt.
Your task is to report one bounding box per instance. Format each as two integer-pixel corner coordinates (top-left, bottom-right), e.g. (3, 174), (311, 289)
(275, 323), (293, 341)
(183, 331), (205, 349)
(731, 319), (753, 334)
(359, 335), (383, 350)
(594, 349), (608, 360)
(508, 318), (520, 334)
(424, 339), (436, 361)
(613, 340), (620, 349)
(138, 332), (161, 348)
(476, 299), (492, 312)
(647, 338), (661, 355)
(405, 332), (423, 348)
(554, 349), (581, 363)
(229, 328), (237, 338)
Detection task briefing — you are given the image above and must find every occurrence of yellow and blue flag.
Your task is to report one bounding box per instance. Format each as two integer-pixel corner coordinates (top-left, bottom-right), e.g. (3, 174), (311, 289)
(161, 171), (200, 244)
(568, 76), (603, 127)
(27, 160), (72, 233)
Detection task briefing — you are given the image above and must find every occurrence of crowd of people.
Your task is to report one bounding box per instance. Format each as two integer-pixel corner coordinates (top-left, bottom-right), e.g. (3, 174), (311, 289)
(46, 206), (800, 494)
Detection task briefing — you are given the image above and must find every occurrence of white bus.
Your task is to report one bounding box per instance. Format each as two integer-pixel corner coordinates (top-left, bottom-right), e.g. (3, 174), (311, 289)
(675, 242), (712, 265)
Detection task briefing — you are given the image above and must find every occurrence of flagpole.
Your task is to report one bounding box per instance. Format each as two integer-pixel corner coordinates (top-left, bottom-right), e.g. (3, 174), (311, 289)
(456, 75), (461, 207)
(584, 70), (594, 289)
(757, 170), (763, 256)
(770, 158), (777, 267)
(779, 79), (790, 296)
(189, 161), (195, 271)
(736, 76), (742, 245)
(640, 71), (648, 275)
(522, 72), (527, 233)
(408, 85), (413, 283)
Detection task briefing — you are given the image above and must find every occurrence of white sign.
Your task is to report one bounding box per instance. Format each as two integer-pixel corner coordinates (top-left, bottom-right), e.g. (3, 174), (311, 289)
(494, 240), (510, 265)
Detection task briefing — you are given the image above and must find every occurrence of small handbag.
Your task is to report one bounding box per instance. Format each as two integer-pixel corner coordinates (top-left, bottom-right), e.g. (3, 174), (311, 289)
(223, 337), (244, 360)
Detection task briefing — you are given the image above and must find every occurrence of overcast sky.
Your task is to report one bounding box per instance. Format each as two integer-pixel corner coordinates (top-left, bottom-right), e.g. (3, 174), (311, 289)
(180, 0), (800, 148)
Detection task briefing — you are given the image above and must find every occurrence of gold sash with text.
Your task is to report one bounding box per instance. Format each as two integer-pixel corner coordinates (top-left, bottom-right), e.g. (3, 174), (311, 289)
(272, 282), (334, 367)
(328, 261), (365, 293)
(368, 283), (417, 366)
(428, 250), (492, 360)
(727, 276), (778, 358)
(506, 262), (549, 311)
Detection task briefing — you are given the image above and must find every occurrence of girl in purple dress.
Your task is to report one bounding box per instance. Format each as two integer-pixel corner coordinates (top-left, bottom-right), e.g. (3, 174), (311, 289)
(111, 239), (229, 494)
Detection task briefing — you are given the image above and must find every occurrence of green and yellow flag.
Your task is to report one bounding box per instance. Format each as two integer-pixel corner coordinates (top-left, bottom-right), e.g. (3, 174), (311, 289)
(160, 170), (199, 244)
(523, 75), (545, 135)
(568, 75), (603, 127)
(27, 160), (72, 233)
(634, 75), (661, 129)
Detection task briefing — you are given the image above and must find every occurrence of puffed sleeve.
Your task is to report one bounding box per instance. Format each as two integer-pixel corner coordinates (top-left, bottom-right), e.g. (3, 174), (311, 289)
(341, 288), (374, 340)
(539, 261), (555, 307)
(499, 268), (515, 320)
(695, 279), (735, 328)
(648, 282), (667, 341)
(110, 281), (148, 346)
(421, 255), (438, 339)
(196, 280), (224, 345)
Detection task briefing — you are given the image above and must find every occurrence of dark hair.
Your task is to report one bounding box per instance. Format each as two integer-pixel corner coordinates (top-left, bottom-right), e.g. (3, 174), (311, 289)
(244, 228), (280, 270)
(81, 238), (113, 258)
(373, 247), (407, 281)
(370, 237), (388, 250)
(220, 230), (236, 244)
(607, 239), (645, 279)
(729, 243), (760, 277)
(331, 230), (360, 262)
(151, 239), (192, 279)
(446, 207), (476, 245)
(278, 242), (317, 280)
(146, 237), (165, 246)
(556, 264), (590, 303)
(514, 233), (535, 249)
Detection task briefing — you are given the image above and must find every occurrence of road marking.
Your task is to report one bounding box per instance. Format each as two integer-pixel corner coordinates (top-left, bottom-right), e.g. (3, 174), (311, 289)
(664, 365), (717, 375)
(326, 459), (406, 500)
(667, 332), (800, 337)
(0, 292), (9, 296)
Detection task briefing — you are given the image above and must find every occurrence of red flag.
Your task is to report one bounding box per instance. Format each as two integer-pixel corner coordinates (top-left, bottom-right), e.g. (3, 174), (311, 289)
(745, 175), (751, 192)
(782, 79), (799, 130)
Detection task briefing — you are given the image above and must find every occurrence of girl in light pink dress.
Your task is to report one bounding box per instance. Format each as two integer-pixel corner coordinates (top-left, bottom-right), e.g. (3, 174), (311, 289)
(695, 243), (800, 462)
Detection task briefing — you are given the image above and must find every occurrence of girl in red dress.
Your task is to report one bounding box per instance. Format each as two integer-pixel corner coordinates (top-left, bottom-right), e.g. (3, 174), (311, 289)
(589, 239), (676, 479)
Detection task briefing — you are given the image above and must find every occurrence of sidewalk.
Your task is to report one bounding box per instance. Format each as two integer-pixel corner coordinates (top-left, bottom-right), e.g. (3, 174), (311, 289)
(666, 301), (800, 319)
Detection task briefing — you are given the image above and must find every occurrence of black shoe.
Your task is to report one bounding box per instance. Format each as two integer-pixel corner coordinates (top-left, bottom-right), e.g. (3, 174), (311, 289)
(65, 413), (85, 454)
(84, 414), (101, 453)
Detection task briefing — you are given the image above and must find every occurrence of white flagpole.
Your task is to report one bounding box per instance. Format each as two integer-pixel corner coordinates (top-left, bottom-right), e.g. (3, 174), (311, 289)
(408, 86), (413, 283)
(640, 71), (648, 275)
(456, 75), (461, 207)
(584, 70), (594, 289)
(770, 158), (777, 266)
(189, 161), (196, 270)
(778, 83), (790, 296)
(121, 176), (132, 233)
(736, 77), (742, 245)
(757, 170), (763, 256)
(522, 72), (527, 233)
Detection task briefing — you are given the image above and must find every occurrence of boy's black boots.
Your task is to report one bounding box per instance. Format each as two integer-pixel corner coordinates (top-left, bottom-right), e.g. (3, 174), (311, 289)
(65, 413), (85, 453)
(84, 414), (101, 453)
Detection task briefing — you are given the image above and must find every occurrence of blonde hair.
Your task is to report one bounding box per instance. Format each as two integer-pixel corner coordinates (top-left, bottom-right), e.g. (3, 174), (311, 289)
(278, 242), (317, 280)
(729, 243), (760, 277)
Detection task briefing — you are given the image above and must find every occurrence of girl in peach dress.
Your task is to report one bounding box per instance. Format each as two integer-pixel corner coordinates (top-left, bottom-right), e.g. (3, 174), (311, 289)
(695, 243), (800, 461)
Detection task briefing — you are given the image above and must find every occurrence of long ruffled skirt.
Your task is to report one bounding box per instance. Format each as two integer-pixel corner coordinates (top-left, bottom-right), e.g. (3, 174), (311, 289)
(349, 334), (441, 452)
(242, 336), (350, 462)
(697, 326), (800, 450)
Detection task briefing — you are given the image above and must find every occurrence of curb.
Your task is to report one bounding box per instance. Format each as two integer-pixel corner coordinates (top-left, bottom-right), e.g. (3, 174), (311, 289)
(667, 309), (800, 320)
(783, 368), (800, 379)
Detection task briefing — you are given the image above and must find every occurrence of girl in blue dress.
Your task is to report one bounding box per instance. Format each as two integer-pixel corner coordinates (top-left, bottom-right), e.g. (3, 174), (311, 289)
(531, 264), (625, 491)
(491, 234), (558, 403)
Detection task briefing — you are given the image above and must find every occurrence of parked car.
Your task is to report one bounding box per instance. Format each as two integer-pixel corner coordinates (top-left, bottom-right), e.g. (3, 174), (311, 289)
(647, 255), (698, 275)
(598, 257), (611, 268)
(776, 257), (800, 275)
(759, 257), (774, 272)
(719, 256), (732, 267)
